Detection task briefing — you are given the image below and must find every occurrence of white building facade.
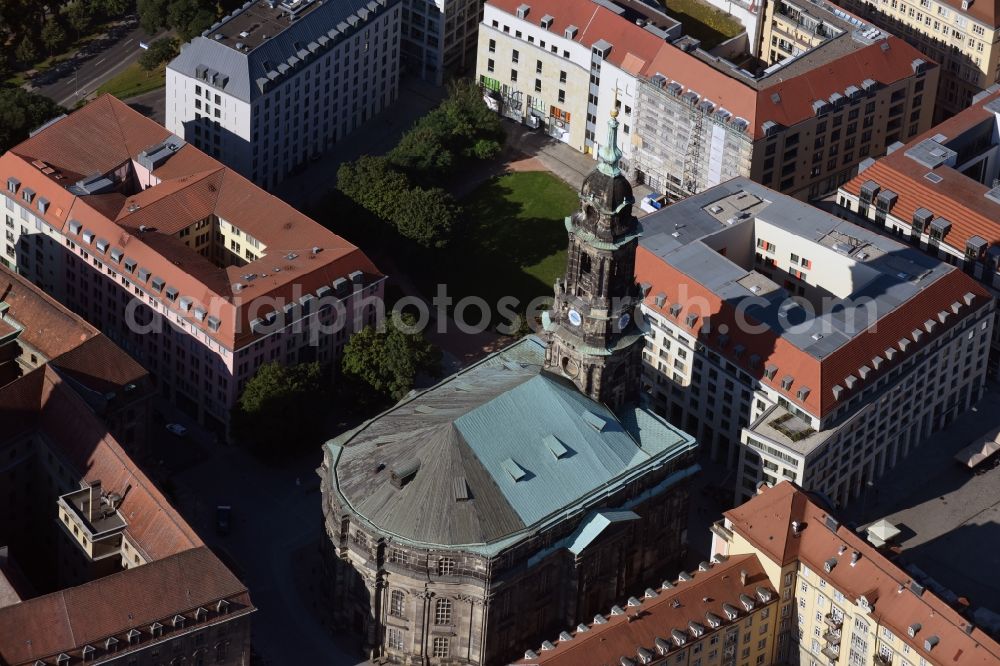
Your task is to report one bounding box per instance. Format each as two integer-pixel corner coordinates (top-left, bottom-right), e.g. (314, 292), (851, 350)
(635, 179), (994, 509)
(475, 0), (682, 166)
(167, 0), (401, 190)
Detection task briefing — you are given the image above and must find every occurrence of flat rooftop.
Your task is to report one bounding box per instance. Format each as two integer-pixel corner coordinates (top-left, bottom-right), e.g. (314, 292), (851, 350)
(640, 177), (954, 360)
(210, 0), (326, 51)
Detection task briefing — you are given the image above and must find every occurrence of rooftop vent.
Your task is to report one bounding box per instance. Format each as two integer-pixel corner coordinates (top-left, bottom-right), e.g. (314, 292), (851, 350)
(540, 14), (553, 28)
(516, 3), (529, 18)
(544, 434), (571, 459)
(581, 410), (607, 432)
(564, 24), (578, 39)
(501, 457), (528, 482)
(390, 459), (420, 488)
(924, 636), (939, 651)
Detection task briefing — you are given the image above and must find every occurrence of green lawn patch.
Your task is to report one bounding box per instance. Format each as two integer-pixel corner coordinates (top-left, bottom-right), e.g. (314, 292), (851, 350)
(96, 62), (165, 100)
(434, 171), (577, 324)
(661, 0), (744, 49)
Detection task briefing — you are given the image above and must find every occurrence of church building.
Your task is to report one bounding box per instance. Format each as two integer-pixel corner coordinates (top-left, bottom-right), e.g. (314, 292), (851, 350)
(318, 112), (700, 665)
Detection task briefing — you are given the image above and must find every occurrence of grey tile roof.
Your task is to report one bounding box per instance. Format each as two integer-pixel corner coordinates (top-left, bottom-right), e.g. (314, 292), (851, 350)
(168, 0), (390, 102)
(328, 336), (696, 553)
(639, 178), (953, 360)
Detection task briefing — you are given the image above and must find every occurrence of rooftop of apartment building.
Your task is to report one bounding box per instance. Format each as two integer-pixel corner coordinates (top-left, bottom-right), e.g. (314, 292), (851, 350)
(488, 0), (932, 138)
(512, 553), (776, 665)
(0, 547), (252, 665)
(0, 366), (253, 664)
(169, 0), (395, 101)
(3, 366), (202, 563)
(724, 482), (1000, 666)
(0, 264), (149, 399)
(843, 84), (1000, 252)
(0, 95), (381, 350)
(635, 177), (991, 418)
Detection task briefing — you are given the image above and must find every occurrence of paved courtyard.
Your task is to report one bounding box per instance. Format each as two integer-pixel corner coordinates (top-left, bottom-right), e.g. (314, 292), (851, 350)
(841, 383), (1000, 617)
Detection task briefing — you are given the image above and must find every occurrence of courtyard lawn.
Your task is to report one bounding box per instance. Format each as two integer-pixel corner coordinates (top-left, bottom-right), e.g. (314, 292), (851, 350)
(661, 0), (744, 49)
(436, 171), (577, 326)
(95, 62), (166, 100)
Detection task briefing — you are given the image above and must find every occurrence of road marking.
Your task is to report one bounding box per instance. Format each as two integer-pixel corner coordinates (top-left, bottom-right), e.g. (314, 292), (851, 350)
(124, 38), (134, 45)
(95, 58), (106, 65)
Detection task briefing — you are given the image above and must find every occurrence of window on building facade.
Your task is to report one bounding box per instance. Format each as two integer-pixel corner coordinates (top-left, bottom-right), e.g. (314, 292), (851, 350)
(437, 557), (455, 576)
(388, 628), (404, 650)
(435, 598), (452, 625)
(390, 590), (405, 617)
(433, 637), (450, 658)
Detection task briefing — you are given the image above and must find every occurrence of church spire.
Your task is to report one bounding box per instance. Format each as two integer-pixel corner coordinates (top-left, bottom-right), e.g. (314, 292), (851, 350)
(542, 109), (643, 410)
(597, 109), (623, 177)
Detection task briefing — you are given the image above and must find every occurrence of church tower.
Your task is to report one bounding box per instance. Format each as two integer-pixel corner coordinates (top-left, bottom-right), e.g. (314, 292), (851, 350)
(543, 110), (644, 410)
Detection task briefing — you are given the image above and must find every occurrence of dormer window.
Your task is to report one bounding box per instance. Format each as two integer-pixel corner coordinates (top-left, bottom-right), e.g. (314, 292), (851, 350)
(105, 637), (119, 652)
(172, 613), (186, 629)
(127, 628), (141, 645)
(217, 599), (231, 614)
(81, 645), (96, 662)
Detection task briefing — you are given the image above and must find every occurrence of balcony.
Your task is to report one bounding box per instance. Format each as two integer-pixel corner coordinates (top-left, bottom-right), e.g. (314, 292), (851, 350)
(824, 613), (843, 630)
(822, 644), (841, 661)
(823, 629), (842, 645)
(874, 655), (891, 666)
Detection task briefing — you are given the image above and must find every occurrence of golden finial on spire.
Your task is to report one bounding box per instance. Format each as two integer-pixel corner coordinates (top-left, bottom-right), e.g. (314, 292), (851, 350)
(610, 107), (619, 118)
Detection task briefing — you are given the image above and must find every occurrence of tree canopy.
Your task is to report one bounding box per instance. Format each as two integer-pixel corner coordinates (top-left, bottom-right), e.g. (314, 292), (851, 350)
(341, 315), (441, 403)
(138, 36), (178, 71)
(232, 361), (328, 450)
(0, 88), (64, 154)
(335, 82), (503, 249)
(137, 0), (213, 40)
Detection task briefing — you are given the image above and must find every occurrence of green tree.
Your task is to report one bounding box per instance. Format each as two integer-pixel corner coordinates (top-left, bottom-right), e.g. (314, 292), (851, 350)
(167, 0), (214, 40)
(0, 88), (64, 153)
(138, 36), (178, 70)
(66, 2), (93, 34)
(232, 361), (326, 449)
(137, 0), (168, 32)
(342, 315), (441, 402)
(336, 155), (410, 221)
(41, 18), (68, 55)
(14, 34), (37, 64)
(394, 186), (458, 249)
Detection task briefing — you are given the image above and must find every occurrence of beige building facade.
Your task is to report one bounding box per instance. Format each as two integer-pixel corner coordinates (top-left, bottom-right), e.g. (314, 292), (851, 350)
(835, 0), (1000, 117)
(711, 482), (1000, 666)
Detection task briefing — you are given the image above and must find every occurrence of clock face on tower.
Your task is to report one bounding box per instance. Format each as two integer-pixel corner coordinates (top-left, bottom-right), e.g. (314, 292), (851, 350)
(618, 312), (631, 330)
(568, 309), (582, 326)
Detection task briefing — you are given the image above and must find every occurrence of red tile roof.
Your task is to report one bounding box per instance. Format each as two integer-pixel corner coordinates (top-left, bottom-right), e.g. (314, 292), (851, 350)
(488, 0), (932, 139)
(0, 264), (149, 395)
(1, 366), (201, 561)
(727, 483), (1000, 666)
(842, 89), (1000, 252)
(1, 95), (383, 350)
(512, 554), (775, 666)
(0, 264), (96, 359)
(0, 546), (252, 666)
(635, 244), (991, 418)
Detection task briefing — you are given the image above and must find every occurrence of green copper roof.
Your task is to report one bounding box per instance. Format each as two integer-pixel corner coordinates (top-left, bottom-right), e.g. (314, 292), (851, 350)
(597, 113), (623, 177)
(328, 336), (697, 554)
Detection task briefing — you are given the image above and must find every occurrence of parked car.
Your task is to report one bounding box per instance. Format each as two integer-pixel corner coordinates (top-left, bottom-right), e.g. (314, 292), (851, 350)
(165, 423), (187, 436)
(640, 193), (668, 213)
(216, 505), (232, 536)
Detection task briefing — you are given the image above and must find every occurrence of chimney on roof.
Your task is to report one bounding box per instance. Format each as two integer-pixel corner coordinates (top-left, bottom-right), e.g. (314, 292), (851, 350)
(87, 480), (102, 522)
(850, 551), (861, 566)
(791, 520), (803, 536)
(739, 569), (748, 585)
